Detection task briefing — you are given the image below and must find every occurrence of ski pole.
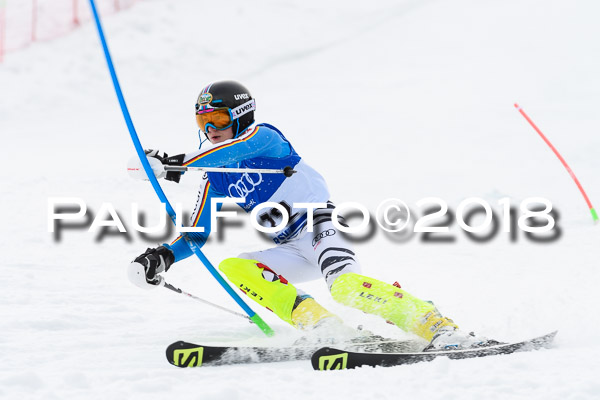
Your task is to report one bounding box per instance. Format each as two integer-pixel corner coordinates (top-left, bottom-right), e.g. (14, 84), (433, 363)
(514, 103), (598, 223)
(160, 277), (253, 323)
(164, 165), (296, 177)
(88, 0), (274, 336)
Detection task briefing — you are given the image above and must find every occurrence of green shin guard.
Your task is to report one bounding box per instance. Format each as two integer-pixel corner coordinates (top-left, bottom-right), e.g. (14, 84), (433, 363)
(219, 258), (339, 329)
(330, 273), (457, 341)
(219, 258), (298, 325)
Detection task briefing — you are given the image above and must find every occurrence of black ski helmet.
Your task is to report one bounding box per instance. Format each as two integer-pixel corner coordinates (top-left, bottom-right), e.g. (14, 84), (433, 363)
(195, 80), (255, 139)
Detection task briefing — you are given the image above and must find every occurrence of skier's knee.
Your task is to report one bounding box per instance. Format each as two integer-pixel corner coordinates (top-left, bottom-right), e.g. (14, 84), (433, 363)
(219, 257), (256, 279)
(327, 271), (353, 293)
(219, 258), (294, 295)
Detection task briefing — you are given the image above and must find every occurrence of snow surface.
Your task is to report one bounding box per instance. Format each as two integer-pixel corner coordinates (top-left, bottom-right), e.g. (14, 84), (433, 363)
(1, 0), (600, 399)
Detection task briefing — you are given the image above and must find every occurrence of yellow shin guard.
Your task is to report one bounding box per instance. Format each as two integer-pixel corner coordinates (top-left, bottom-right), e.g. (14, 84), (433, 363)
(219, 258), (336, 329)
(330, 273), (457, 341)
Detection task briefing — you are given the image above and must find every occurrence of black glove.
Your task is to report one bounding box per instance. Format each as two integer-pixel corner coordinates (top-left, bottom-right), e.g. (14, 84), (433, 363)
(163, 154), (185, 183)
(143, 150), (185, 183)
(144, 149), (168, 162)
(133, 246), (175, 286)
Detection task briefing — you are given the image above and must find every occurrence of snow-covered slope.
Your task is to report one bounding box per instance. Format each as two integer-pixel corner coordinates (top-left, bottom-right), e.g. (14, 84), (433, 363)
(1, 0), (599, 399)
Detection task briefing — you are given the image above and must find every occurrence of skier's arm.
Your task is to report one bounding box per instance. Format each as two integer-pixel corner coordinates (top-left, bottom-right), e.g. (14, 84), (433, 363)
(163, 177), (223, 262)
(183, 126), (291, 168)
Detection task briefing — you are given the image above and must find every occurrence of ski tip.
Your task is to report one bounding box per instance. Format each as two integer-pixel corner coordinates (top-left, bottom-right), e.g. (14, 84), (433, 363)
(541, 330), (559, 344)
(536, 330), (558, 342)
(310, 331), (560, 371)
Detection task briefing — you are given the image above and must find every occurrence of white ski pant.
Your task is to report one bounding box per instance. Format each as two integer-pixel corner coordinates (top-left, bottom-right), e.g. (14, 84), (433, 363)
(239, 207), (361, 289)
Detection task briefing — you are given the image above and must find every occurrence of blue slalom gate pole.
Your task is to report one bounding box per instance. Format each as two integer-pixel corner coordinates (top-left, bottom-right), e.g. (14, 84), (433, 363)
(88, 0), (274, 336)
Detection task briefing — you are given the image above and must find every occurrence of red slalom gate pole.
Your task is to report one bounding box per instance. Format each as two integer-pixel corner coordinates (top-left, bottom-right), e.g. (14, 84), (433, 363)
(0, 0), (6, 63)
(514, 103), (598, 223)
(32, 0), (38, 42)
(73, 0), (80, 26)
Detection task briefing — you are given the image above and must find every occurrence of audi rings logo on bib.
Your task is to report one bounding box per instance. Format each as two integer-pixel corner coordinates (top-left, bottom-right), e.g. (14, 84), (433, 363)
(228, 172), (263, 198)
(312, 229), (336, 246)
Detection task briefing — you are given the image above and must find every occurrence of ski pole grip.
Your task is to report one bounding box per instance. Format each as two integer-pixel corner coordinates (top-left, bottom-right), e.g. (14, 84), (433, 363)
(283, 166), (296, 177)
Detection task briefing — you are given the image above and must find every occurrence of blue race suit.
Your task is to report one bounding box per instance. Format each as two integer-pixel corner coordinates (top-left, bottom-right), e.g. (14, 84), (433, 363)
(165, 123), (330, 262)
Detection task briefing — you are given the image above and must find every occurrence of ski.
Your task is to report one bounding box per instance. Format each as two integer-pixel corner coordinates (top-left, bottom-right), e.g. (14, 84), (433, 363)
(166, 341), (317, 367)
(311, 330), (557, 370)
(166, 338), (422, 368)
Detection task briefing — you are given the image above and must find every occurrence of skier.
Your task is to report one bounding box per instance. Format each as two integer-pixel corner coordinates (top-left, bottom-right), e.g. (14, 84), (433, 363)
(128, 80), (486, 350)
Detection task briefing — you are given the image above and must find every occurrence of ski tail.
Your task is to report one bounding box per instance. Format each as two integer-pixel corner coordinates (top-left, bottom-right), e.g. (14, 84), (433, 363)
(166, 341), (208, 368)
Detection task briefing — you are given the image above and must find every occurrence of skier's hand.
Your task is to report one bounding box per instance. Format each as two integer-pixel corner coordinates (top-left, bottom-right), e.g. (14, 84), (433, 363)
(126, 149), (168, 180)
(143, 150), (185, 183)
(127, 246), (175, 289)
(144, 149), (170, 179)
(144, 149), (168, 162)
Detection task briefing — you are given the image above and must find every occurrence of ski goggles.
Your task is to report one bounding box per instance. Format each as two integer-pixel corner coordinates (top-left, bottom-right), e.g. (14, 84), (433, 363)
(195, 99), (256, 132)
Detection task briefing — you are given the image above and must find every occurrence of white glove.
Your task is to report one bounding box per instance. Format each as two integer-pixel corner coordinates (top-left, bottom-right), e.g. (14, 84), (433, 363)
(127, 150), (167, 180)
(127, 246), (175, 289)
